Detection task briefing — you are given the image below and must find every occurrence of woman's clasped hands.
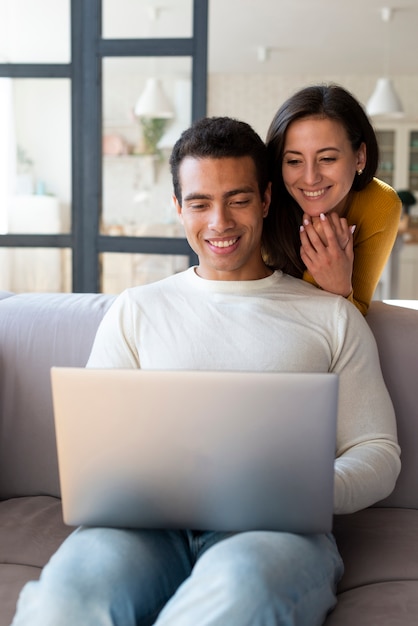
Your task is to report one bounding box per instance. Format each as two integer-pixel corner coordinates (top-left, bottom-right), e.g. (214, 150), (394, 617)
(299, 211), (356, 298)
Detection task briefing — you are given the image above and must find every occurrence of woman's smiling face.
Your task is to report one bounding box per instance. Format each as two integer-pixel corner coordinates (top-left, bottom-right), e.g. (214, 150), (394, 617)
(282, 116), (366, 218)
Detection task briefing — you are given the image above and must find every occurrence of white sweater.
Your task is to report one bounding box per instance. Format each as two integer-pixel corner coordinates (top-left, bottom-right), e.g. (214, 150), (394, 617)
(87, 268), (401, 516)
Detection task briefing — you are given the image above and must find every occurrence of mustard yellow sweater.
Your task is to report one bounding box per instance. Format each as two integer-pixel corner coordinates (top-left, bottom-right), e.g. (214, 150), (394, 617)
(303, 178), (401, 315)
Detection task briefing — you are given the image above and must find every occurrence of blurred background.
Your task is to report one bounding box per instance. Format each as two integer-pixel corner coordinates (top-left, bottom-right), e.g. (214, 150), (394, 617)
(0, 0), (417, 298)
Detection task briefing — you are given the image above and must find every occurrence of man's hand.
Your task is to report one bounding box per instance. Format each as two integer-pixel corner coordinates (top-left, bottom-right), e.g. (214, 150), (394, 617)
(299, 212), (355, 297)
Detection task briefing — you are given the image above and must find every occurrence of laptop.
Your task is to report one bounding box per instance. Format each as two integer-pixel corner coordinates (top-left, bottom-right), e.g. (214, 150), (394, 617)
(51, 368), (338, 534)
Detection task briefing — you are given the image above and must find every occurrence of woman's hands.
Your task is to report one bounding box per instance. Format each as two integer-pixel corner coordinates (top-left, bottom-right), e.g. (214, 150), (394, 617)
(299, 212), (355, 297)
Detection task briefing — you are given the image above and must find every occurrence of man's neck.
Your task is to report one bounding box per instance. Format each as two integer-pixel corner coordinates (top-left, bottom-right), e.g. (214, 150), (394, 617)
(194, 264), (273, 281)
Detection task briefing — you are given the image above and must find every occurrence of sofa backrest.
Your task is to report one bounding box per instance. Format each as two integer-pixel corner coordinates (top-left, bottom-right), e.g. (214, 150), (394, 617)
(0, 294), (417, 508)
(0, 292), (114, 499)
(366, 301), (418, 508)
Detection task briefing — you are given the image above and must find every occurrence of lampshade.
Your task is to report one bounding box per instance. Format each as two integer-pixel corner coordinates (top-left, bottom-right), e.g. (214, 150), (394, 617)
(158, 79), (191, 149)
(134, 78), (174, 119)
(366, 78), (404, 119)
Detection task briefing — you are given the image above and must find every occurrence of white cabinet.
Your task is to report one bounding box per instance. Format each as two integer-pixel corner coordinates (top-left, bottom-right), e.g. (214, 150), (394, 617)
(374, 129), (396, 189)
(374, 124), (418, 300)
(398, 243), (418, 299)
(374, 123), (418, 193)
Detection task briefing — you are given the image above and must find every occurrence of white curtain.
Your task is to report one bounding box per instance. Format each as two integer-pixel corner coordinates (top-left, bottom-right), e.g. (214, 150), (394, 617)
(0, 77), (17, 289)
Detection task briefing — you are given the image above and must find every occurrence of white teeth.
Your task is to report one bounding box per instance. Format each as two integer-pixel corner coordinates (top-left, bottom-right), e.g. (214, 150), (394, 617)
(303, 189), (325, 198)
(209, 238), (238, 248)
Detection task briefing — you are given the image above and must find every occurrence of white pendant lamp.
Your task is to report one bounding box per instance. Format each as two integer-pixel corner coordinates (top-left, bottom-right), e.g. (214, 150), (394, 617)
(366, 7), (404, 119)
(366, 77), (404, 118)
(134, 78), (174, 120)
(133, 78), (174, 155)
(158, 79), (191, 149)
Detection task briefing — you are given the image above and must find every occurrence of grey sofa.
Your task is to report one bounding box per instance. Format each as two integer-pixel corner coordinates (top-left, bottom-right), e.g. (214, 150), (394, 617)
(0, 290), (417, 625)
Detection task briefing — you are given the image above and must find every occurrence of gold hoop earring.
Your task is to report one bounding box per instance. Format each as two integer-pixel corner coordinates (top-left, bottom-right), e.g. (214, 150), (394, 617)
(357, 169), (363, 175)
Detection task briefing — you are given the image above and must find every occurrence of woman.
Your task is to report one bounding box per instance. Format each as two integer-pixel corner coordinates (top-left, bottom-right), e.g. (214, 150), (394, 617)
(264, 83), (401, 315)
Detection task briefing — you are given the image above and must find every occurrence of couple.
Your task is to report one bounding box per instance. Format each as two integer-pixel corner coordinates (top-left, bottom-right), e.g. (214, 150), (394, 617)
(12, 113), (400, 626)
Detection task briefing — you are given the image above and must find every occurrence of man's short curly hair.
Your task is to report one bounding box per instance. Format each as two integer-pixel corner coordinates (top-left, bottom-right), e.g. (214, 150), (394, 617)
(170, 116), (269, 204)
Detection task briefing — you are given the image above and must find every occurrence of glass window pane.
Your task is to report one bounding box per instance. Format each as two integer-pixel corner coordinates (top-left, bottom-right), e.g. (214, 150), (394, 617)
(0, 247), (71, 293)
(101, 252), (190, 294)
(102, 0), (192, 39)
(0, 78), (71, 236)
(102, 57), (191, 237)
(0, 0), (70, 63)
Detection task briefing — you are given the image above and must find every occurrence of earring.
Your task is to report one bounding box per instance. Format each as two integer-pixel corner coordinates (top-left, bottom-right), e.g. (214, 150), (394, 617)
(357, 169), (363, 175)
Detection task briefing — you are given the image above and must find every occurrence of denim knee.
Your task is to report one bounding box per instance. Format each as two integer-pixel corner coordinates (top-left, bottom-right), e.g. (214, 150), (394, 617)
(190, 531), (343, 624)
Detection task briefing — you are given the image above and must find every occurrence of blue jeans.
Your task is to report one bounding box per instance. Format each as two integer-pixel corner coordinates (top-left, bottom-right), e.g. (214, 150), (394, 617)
(12, 527), (343, 626)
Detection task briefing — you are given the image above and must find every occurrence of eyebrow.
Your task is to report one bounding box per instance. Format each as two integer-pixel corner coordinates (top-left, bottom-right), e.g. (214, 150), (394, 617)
(283, 147), (341, 156)
(183, 186), (256, 202)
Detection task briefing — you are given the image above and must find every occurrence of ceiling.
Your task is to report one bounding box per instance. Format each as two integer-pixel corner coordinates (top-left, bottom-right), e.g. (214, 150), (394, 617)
(1, 1), (417, 79)
(208, 0), (418, 75)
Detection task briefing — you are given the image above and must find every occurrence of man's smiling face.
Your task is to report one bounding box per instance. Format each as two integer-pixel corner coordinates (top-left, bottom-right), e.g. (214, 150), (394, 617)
(174, 156), (271, 281)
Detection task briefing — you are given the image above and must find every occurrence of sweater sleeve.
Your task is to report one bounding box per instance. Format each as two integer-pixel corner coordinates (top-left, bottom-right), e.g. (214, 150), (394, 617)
(86, 290), (140, 368)
(331, 298), (401, 514)
(348, 179), (401, 315)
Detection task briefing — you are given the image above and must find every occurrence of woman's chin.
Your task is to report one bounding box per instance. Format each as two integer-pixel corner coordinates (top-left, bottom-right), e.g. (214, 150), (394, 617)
(302, 207), (331, 219)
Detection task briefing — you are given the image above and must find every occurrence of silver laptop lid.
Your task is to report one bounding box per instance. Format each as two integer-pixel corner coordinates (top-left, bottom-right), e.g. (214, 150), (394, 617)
(51, 368), (338, 533)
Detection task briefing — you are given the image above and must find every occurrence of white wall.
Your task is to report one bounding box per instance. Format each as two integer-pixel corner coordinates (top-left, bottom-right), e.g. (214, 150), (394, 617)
(208, 74), (418, 139)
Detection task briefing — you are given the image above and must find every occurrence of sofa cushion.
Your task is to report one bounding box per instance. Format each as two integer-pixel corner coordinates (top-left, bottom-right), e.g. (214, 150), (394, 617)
(0, 293), (114, 499)
(325, 581), (418, 625)
(0, 496), (74, 626)
(324, 507), (418, 625)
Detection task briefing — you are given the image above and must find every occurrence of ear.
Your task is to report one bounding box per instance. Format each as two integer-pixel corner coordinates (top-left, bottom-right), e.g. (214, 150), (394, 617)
(262, 182), (272, 218)
(173, 195), (183, 222)
(357, 142), (367, 171)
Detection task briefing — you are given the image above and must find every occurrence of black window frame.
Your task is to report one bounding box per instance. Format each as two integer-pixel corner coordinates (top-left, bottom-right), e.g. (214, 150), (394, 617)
(0, 0), (207, 292)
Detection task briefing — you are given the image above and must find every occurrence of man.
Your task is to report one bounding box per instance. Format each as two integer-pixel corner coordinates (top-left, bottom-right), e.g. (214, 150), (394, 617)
(12, 117), (400, 626)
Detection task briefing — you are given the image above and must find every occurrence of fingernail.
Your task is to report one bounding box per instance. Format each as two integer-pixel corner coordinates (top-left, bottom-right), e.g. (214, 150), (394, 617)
(320, 213), (326, 221)
(350, 224), (356, 234)
(303, 218), (310, 226)
(300, 225), (304, 232)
